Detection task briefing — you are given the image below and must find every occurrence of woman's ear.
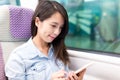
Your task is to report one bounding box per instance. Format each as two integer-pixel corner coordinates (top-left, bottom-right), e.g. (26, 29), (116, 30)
(35, 17), (41, 27)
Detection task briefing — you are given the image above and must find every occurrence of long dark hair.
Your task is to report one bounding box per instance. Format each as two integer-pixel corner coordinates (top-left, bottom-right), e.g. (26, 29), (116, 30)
(31, 0), (69, 65)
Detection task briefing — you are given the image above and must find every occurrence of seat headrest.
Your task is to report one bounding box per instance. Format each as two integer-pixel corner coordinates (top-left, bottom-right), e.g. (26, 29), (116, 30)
(0, 5), (34, 41)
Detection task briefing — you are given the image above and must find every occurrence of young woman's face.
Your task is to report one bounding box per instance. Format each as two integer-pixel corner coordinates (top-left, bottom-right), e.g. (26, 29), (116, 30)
(35, 12), (64, 43)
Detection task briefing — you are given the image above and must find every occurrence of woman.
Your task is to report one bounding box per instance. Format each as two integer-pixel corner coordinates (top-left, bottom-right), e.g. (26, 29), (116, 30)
(5, 0), (86, 80)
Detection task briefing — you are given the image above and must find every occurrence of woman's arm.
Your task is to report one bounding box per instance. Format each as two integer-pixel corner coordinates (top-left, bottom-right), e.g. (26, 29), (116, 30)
(5, 52), (25, 80)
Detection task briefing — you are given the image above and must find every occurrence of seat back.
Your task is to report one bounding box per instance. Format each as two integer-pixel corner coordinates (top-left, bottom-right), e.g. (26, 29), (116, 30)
(0, 43), (6, 80)
(0, 5), (34, 80)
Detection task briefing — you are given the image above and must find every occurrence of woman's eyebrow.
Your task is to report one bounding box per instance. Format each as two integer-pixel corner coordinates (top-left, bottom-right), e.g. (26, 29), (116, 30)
(52, 22), (64, 26)
(51, 22), (58, 25)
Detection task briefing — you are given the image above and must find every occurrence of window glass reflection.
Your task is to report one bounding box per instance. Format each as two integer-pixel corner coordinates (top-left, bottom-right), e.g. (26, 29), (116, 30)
(56, 0), (120, 54)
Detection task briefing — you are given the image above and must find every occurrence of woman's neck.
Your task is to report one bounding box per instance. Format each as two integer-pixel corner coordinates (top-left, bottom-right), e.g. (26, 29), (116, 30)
(32, 36), (50, 56)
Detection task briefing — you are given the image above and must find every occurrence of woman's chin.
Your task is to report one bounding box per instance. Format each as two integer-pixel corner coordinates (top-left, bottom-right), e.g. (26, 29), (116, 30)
(46, 39), (53, 43)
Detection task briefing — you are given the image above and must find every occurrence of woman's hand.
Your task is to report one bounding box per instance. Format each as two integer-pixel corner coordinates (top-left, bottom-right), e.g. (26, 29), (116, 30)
(67, 71), (78, 80)
(67, 69), (86, 80)
(51, 70), (67, 80)
(51, 69), (86, 80)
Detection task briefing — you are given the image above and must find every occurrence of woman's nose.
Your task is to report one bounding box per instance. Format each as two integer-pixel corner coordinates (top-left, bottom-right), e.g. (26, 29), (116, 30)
(54, 28), (61, 35)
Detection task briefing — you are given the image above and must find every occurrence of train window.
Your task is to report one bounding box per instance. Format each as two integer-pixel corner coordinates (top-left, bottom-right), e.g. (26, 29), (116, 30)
(0, 0), (20, 6)
(54, 0), (120, 55)
(0, 0), (10, 5)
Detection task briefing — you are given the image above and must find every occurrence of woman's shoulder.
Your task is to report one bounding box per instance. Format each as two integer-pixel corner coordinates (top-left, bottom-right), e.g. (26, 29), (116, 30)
(11, 40), (35, 59)
(12, 38), (33, 53)
(11, 42), (29, 54)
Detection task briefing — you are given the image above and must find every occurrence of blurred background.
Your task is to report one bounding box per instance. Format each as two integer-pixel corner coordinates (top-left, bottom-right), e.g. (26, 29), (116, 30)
(56, 0), (120, 55)
(1, 0), (120, 55)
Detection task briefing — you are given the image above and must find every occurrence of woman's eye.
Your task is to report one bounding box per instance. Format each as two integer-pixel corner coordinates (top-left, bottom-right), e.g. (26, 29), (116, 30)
(51, 25), (56, 28)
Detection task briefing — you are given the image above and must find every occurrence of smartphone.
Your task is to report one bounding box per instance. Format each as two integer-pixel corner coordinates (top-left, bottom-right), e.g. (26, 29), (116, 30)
(75, 62), (94, 74)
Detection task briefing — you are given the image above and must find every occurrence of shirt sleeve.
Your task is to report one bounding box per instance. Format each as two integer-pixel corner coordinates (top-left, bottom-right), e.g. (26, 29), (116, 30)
(5, 51), (26, 80)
